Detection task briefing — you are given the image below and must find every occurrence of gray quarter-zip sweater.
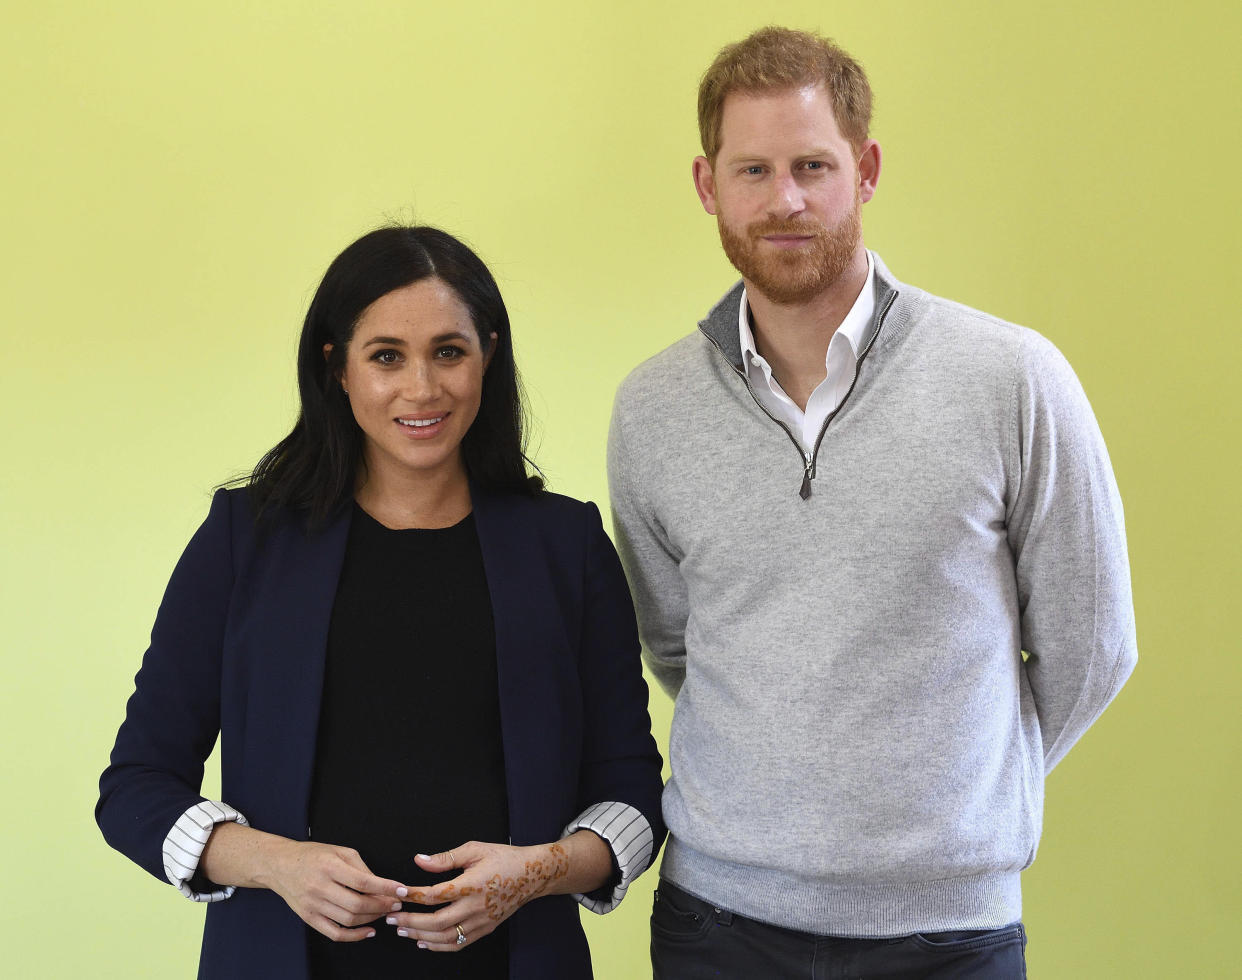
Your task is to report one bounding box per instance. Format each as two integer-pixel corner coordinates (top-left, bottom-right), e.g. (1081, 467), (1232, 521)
(607, 254), (1136, 937)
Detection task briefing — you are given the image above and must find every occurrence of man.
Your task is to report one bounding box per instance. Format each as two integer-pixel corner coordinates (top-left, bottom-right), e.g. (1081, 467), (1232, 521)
(608, 26), (1136, 979)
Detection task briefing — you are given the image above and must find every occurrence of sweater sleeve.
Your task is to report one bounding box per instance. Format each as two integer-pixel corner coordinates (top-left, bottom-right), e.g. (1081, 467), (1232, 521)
(607, 387), (691, 699)
(1006, 332), (1137, 772)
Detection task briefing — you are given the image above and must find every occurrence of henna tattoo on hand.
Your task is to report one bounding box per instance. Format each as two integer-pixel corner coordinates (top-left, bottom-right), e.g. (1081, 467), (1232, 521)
(406, 883), (479, 905)
(484, 843), (569, 921)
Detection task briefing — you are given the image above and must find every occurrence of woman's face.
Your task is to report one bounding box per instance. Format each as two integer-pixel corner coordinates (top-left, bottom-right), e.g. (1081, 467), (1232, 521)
(331, 277), (494, 488)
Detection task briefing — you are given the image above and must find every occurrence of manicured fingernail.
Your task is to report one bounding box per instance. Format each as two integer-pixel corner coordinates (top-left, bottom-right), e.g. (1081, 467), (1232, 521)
(417, 941), (428, 949)
(391, 902), (402, 912)
(366, 930), (375, 939)
(397, 928), (408, 938)
(386, 917), (397, 926)
(396, 886), (409, 897)
(416, 853), (430, 860)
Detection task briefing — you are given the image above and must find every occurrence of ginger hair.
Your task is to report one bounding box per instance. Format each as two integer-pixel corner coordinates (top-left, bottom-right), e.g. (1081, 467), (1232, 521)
(698, 26), (873, 161)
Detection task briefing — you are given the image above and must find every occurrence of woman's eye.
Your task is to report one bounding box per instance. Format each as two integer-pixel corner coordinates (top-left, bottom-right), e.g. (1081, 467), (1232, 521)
(435, 346), (465, 360)
(373, 349), (400, 364)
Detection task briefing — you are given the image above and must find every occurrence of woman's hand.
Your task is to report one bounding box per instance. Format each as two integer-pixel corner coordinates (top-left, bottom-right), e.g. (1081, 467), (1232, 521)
(264, 839), (411, 942)
(387, 830), (611, 951)
(201, 823), (409, 942)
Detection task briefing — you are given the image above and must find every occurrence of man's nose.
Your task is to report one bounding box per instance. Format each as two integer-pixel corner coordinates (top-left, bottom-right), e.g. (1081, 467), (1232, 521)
(767, 172), (805, 219)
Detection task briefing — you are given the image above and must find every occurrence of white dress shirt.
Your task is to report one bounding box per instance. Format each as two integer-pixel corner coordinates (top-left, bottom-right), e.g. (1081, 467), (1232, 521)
(739, 250), (876, 453)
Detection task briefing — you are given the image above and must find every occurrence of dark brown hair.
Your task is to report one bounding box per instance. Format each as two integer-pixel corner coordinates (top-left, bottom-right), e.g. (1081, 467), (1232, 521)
(245, 225), (542, 528)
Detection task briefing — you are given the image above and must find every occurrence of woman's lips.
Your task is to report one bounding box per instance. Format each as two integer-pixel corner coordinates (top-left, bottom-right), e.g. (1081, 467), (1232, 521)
(394, 414), (449, 439)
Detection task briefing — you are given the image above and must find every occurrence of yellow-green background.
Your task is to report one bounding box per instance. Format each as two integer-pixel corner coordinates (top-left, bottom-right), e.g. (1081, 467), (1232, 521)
(3, 1), (1238, 976)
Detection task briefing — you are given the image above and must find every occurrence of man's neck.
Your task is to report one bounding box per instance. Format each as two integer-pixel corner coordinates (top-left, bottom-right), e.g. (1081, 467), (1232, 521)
(746, 247), (869, 411)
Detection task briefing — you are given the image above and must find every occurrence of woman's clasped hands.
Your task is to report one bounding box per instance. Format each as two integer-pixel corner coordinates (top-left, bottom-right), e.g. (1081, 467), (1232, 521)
(203, 820), (608, 951)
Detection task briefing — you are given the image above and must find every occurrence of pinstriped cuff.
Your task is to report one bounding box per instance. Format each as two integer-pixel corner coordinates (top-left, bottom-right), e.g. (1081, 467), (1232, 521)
(163, 800), (249, 902)
(562, 801), (654, 914)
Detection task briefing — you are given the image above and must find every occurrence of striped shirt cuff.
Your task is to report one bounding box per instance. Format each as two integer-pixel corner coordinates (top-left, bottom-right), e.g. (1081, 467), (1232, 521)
(162, 800), (249, 903)
(562, 801), (654, 914)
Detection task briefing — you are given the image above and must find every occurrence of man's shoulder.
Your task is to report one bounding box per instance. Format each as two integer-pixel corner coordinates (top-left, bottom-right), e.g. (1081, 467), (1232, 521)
(889, 274), (1061, 371)
(614, 330), (714, 414)
(909, 285), (1027, 343)
(887, 289), (1087, 425)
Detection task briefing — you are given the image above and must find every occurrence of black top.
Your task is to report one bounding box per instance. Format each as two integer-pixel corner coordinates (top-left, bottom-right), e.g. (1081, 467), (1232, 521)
(308, 505), (510, 978)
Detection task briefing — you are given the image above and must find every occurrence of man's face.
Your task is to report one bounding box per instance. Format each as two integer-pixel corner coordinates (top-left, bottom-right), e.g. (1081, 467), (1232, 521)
(693, 84), (879, 306)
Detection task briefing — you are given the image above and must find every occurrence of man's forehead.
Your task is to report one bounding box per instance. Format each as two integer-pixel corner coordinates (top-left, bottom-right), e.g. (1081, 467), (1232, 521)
(722, 82), (828, 112)
(717, 84), (847, 157)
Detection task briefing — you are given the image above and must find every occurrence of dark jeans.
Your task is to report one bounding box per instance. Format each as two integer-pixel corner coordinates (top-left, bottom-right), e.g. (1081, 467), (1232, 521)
(651, 881), (1027, 980)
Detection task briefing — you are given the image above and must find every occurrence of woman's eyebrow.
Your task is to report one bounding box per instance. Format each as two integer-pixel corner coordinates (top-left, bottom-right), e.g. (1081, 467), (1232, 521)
(360, 330), (474, 348)
(430, 331), (474, 344)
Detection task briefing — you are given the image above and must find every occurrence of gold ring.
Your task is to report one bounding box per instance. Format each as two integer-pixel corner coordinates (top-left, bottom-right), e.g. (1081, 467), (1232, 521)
(455, 924), (467, 946)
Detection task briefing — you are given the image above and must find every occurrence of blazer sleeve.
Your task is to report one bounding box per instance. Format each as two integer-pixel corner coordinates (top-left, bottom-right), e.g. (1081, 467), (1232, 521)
(96, 488), (238, 884)
(573, 502), (667, 872)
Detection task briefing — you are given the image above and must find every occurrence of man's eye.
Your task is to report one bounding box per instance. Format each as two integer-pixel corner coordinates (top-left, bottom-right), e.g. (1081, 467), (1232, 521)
(744, 166), (764, 176)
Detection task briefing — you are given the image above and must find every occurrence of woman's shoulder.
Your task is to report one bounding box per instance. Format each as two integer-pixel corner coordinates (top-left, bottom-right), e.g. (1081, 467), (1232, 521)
(481, 486), (603, 525)
(204, 485), (330, 551)
(205, 486), (270, 535)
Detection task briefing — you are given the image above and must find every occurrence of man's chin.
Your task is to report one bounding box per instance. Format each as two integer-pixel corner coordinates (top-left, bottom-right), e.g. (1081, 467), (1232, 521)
(745, 278), (828, 306)
(742, 258), (836, 306)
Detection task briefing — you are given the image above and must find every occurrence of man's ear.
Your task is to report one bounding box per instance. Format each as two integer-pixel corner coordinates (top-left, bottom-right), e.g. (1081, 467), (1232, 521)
(692, 156), (719, 215)
(857, 139), (882, 203)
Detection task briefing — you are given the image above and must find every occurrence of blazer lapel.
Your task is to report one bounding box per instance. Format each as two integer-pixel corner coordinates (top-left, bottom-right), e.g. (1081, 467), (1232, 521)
(231, 505), (353, 838)
(471, 486), (576, 845)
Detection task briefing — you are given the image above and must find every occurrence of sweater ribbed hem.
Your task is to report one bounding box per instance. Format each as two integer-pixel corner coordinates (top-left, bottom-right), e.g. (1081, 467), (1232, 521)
(662, 838), (1023, 938)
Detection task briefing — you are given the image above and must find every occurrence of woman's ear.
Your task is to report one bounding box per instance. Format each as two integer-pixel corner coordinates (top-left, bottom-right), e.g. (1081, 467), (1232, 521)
(483, 332), (499, 372)
(323, 343), (347, 394)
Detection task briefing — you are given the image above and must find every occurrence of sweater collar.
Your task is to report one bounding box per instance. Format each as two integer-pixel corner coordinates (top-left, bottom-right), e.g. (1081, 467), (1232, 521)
(698, 251), (906, 371)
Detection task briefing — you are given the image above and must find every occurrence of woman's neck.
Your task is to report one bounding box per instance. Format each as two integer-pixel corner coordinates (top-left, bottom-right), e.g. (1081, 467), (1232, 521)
(353, 458), (472, 530)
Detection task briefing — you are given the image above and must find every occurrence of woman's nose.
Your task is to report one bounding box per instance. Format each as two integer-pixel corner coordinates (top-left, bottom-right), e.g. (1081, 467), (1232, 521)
(402, 360), (440, 401)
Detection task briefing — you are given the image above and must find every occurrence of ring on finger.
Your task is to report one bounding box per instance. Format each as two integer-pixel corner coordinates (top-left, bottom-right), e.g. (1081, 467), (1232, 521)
(455, 924), (467, 946)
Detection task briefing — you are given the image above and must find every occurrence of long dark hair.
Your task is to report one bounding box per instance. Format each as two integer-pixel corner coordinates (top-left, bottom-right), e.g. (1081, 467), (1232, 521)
(246, 225), (542, 527)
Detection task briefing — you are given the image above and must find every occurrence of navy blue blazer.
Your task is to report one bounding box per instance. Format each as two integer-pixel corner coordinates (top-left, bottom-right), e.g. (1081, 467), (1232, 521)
(97, 485), (665, 979)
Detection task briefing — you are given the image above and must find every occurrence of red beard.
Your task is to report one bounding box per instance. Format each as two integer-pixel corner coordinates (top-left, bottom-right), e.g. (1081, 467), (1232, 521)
(717, 189), (862, 305)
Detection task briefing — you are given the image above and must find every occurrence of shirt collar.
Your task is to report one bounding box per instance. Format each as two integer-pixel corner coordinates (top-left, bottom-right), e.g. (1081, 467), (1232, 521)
(739, 250), (876, 370)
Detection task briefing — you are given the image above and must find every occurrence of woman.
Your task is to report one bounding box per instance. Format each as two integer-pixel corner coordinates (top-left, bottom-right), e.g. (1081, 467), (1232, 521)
(96, 226), (665, 979)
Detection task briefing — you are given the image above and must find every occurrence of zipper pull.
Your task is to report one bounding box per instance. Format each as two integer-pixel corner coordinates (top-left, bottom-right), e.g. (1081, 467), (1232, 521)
(799, 453), (813, 500)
